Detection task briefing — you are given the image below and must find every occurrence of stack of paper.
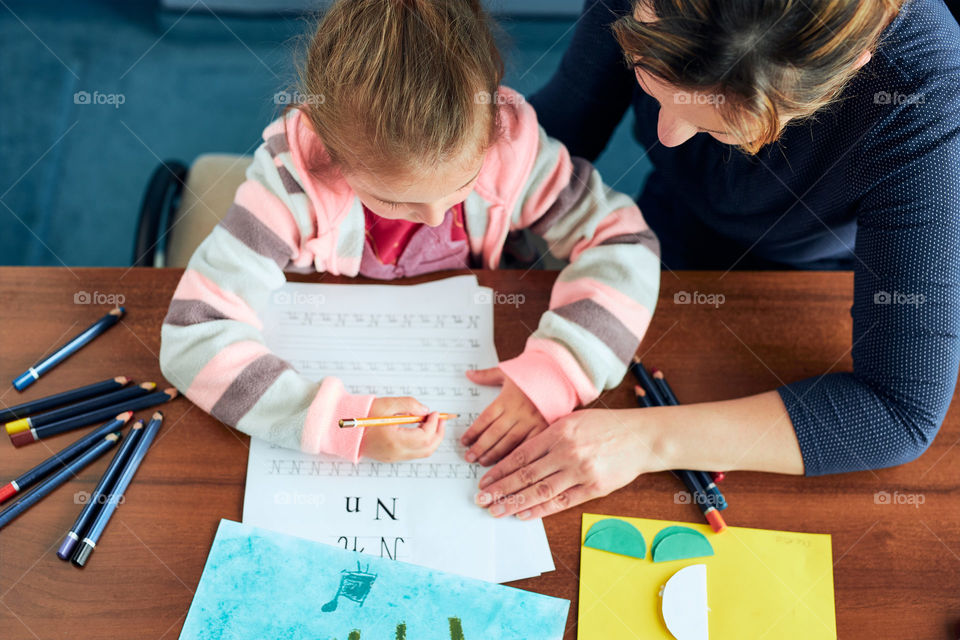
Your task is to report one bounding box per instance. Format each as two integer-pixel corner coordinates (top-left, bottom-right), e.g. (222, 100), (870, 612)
(180, 519), (569, 640)
(242, 276), (554, 582)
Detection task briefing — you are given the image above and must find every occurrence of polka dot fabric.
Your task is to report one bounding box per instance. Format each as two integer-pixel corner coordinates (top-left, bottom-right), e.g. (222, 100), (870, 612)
(531, 0), (960, 474)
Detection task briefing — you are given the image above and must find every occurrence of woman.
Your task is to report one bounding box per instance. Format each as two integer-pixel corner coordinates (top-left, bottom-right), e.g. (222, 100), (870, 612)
(470, 0), (960, 520)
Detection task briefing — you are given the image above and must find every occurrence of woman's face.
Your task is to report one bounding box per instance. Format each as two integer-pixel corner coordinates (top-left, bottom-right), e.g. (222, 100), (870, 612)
(630, 2), (871, 149)
(632, 67), (746, 148)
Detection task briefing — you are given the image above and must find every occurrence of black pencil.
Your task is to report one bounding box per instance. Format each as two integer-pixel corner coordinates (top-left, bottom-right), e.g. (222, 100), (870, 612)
(0, 431), (123, 531)
(0, 376), (129, 424)
(57, 419), (146, 560)
(651, 368), (728, 511)
(9, 388), (178, 447)
(5, 382), (155, 434)
(0, 414), (131, 504)
(630, 355), (666, 405)
(632, 385), (725, 532)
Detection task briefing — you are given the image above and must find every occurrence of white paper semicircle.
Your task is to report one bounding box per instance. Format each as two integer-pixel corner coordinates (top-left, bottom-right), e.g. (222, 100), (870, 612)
(660, 563), (709, 640)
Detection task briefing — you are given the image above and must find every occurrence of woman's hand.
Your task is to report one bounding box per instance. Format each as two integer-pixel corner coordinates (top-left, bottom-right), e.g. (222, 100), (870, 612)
(460, 367), (549, 466)
(359, 396), (446, 462)
(473, 408), (657, 520)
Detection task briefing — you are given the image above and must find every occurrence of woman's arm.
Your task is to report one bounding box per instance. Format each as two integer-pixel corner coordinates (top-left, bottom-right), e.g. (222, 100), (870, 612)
(474, 392), (803, 520)
(777, 80), (960, 475)
(527, 0), (636, 161)
(475, 75), (960, 519)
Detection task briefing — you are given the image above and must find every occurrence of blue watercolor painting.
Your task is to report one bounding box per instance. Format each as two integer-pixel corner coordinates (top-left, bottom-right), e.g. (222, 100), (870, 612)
(179, 520), (569, 639)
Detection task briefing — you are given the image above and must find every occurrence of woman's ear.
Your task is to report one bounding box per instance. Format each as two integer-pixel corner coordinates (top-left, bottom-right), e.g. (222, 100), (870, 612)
(852, 49), (872, 70)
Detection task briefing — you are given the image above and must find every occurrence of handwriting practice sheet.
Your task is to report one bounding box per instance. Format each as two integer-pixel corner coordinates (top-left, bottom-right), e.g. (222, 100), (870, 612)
(243, 276), (553, 582)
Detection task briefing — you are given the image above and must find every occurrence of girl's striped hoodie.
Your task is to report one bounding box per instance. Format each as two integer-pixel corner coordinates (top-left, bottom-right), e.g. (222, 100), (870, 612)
(158, 86), (661, 462)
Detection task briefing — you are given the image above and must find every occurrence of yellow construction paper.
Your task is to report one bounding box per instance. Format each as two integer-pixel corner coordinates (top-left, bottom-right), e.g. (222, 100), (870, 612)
(578, 514), (836, 640)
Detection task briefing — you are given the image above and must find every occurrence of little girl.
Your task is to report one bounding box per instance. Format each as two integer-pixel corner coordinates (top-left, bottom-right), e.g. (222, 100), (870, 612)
(159, 0), (660, 464)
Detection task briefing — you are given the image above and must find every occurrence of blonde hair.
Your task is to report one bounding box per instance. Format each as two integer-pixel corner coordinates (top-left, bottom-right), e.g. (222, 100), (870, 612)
(297, 0), (504, 175)
(613, 0), (904, 153)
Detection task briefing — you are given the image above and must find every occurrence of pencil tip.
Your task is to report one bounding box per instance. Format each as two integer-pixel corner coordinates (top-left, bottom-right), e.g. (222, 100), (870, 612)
(141, 382), (157, 389)
(152, 411), (163, 420)
(118, 411), (134, 421)
(633, 384), (646, 396)
(164, 387), (178, 398)
(652, 369), (664, 379)
(110, 307), (125, 316)
(116, 376), (129, 384)
(632, 354), (642, 364)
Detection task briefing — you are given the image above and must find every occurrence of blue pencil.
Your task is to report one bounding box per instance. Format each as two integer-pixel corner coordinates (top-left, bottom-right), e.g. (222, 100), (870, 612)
(13, 307), (125, 391)
(0, 431), (123, 531)
(72, 412), (163, 567)
(57, 420), (145, 560)
(0, 414), (131, 504)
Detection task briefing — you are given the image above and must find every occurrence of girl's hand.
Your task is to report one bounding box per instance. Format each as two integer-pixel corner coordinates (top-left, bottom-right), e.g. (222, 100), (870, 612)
(460, 367), (548, 466)
(358, 396), (446, 462)
(474, 408), (654, 520)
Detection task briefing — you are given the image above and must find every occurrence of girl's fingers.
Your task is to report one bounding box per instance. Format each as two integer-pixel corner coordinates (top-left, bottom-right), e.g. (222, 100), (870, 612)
(477, 424), (529, 466)
(461, 402), (504, 446)
(465, 417), (517, 463)
(465, 367), (506, 386)
(477, 426), (554, 492)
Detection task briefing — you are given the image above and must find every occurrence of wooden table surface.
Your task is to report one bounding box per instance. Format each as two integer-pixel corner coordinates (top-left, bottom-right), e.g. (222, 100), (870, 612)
(0, 267), (958, 639)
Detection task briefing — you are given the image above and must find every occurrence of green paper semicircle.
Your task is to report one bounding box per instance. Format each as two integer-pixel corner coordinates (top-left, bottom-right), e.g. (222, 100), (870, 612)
(583, 518), (646, 559)
(652, 531), (714, 563)
(651, 525), (702, 551)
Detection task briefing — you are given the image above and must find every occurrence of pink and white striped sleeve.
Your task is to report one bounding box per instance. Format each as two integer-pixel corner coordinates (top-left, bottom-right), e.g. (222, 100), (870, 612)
(158, 121), (373, 461)
(498, 121), (661, 423)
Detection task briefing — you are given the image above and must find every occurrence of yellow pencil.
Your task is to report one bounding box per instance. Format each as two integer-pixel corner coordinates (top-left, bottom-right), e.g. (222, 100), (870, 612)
(338, 413), (459, 428)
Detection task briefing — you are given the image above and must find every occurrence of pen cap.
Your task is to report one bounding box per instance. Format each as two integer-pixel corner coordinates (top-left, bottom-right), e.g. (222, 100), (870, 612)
(71, 541), (95, 568)
(12, 370), (36, 391)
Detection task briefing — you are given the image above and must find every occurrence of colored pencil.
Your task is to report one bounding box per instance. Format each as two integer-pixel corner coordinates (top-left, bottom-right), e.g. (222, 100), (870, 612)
(632, 385), (721, 530)
(651, 368), (728, 511)
(12, 307), (125, 391)
(6, 382), (155, 434)
(0, 376), (128, 424)
(0, 431), (123, 531)
(57, 420), (145, 560)
(72, 412), (164, 567)
(686, 470), (727, 533)
(9, 388), (177, 447)
(0, 413), (131, 504)
(633, 385), (653, 408)
(339, 413), (459, 428)
(630, 355), (666, 406)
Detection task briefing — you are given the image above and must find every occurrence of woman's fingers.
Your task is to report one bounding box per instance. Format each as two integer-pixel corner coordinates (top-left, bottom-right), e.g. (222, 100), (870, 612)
(475, 433), (557, 508)
(485, 467), (578, 518)
(514, 484), (596, 520)
(478, 426), (554, 491)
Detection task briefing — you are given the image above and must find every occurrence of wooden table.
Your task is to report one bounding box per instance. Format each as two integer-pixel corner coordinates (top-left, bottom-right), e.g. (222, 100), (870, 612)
(0, 267), (958, 639)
